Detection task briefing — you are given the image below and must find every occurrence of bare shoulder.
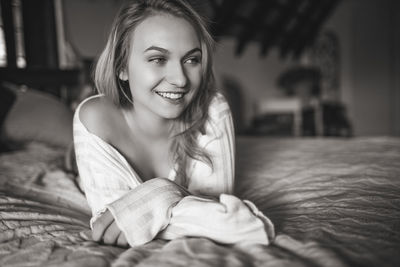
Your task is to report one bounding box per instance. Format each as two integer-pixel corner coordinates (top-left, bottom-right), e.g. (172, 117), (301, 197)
(79, 96), (121, 142)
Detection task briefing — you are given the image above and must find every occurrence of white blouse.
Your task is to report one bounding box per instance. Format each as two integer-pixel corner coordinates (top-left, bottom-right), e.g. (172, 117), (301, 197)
(73, 93), (274, 246)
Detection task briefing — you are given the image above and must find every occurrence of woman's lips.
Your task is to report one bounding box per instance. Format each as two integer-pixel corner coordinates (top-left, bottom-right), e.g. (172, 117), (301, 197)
(155, 91), (185, 100)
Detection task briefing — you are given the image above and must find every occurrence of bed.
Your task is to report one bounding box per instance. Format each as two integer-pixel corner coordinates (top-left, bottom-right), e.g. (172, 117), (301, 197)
(0, 135), (399, 267)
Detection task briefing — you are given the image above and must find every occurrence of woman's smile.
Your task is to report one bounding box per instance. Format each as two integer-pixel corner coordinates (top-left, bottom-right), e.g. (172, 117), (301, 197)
(155, 91), (186, 101)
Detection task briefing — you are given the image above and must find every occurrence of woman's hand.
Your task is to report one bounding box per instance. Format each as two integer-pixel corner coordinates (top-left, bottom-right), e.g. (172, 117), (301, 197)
(92, 209), (129, 247)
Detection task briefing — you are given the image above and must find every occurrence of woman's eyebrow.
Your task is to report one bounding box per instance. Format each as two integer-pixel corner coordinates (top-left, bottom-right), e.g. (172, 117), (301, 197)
(143, 46), (201, 57)
(144, 46), (169, 54)
(184, 48), (202, 57)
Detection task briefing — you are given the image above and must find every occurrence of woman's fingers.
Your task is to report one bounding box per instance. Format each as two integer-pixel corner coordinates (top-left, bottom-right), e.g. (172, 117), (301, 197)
(92, 210), (128, 246)
(102, 221), (121, 245)
(117, 231), (129, 247)
(92, 210), (114, 242)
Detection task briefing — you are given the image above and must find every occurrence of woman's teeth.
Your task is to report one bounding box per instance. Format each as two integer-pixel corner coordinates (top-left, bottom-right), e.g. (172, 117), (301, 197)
(156, 92), (184, 100)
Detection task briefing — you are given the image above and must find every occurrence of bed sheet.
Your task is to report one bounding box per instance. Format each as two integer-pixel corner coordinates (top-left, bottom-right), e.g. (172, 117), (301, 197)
(0, 137), (399, 267)
(236, 137), (400, 267)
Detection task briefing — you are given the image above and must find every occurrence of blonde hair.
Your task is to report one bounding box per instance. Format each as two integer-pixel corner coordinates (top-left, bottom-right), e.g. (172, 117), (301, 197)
(94, 0), (216, 185)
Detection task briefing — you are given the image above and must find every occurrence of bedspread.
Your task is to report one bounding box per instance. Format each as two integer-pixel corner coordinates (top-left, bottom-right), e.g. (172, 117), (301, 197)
(0, 137), (399, 267)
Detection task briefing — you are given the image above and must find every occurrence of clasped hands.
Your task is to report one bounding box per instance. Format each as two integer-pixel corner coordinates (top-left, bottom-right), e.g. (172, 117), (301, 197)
(89, 196), (225, 247)
(89, 193), (272, 247)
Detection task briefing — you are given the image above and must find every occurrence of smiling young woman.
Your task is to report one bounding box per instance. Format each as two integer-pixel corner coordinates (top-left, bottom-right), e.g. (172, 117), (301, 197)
(73, 0), (274, 248)
(118, 14), (202, 121)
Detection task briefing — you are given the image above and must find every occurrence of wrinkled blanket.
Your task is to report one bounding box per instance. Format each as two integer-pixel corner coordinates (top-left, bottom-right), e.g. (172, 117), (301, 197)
(1, 137), (399, 267)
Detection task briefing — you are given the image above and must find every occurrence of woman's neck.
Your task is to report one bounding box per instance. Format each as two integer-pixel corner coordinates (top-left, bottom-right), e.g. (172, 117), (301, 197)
(122, 106), (173, 140)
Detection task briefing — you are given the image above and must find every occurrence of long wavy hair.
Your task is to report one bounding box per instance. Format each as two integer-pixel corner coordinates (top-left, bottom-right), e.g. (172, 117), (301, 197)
(94, 0), (216, 185)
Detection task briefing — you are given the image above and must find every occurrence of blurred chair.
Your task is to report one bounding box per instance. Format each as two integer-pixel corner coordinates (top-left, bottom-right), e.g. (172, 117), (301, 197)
(255, 98), (303, 136)
(252, 97), (324, 137)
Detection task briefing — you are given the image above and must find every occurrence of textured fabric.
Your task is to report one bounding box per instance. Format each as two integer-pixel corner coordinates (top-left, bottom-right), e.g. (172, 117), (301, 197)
(73, 93), (273, 246)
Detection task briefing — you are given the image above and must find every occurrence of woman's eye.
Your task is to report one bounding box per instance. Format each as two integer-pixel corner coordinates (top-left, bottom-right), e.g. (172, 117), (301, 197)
(185, 57), (200, 65)
(149, 57), (166, 64)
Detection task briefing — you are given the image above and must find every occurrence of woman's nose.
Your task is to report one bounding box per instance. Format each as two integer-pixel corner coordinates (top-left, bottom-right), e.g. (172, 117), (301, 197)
(166, 62), (187, 88)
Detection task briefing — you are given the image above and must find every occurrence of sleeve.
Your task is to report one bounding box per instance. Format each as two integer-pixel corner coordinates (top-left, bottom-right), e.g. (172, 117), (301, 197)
(187, 94), (235, 197)
(159, 194), (275, 245)
(105, 178), (189, 246)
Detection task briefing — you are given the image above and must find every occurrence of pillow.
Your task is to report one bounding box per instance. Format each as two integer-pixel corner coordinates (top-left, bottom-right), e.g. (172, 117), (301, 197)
(3, 88), (73, 148)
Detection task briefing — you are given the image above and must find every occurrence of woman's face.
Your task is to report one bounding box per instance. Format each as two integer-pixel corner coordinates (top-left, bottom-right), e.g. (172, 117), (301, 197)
(120, 14), (202, 120)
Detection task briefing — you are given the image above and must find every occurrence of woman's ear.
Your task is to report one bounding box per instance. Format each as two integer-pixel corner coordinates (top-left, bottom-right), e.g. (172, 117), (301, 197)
(119, 70), (128, 81)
